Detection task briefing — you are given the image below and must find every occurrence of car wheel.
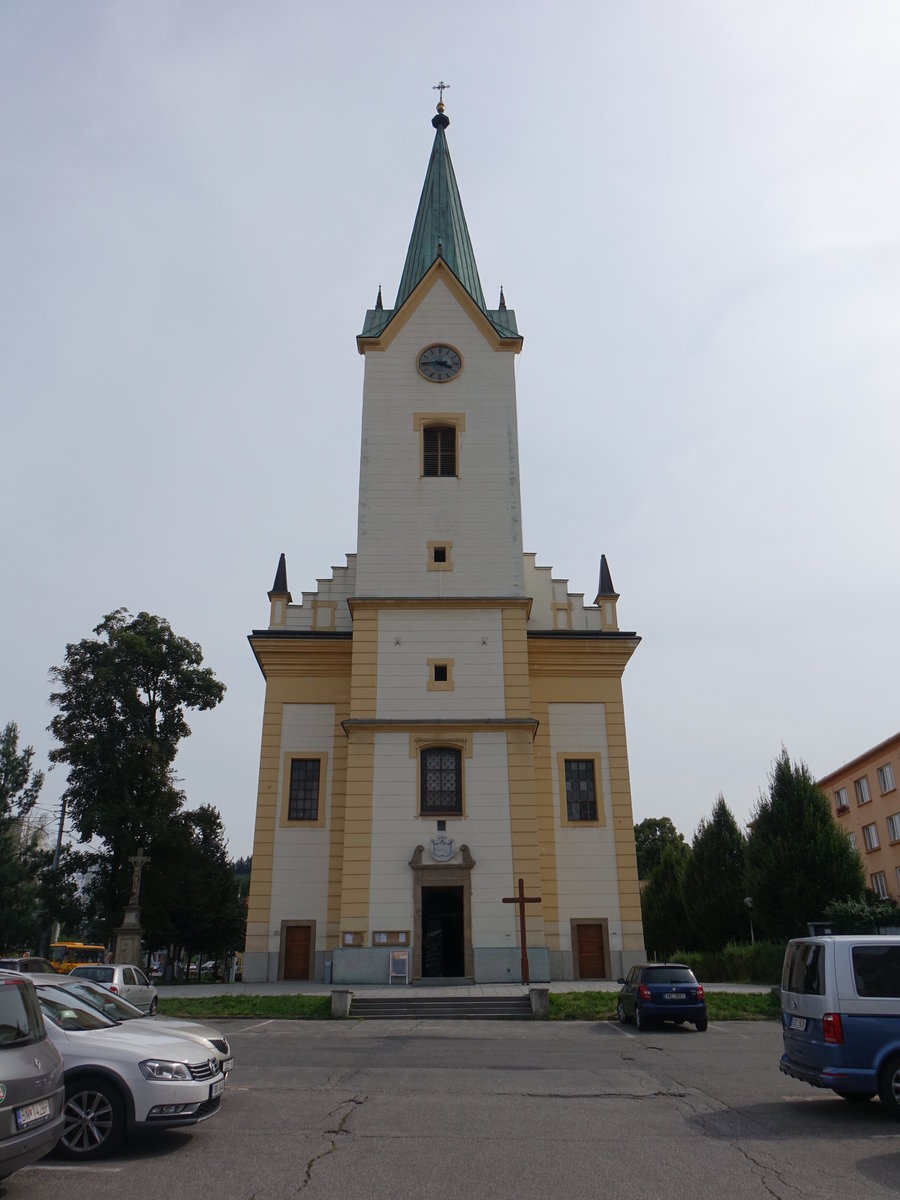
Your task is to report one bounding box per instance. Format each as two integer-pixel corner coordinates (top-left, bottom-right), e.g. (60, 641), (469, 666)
(835, 1090), (874, 1102)
(148, 996), (158, 1015)
(616, 1000), (628, 1024)
(878, 1054), (900, 1117)
(59, 1077), (126, 1160)
(634, 1005), (647, 1031)
(695, 1015), (708, 1032)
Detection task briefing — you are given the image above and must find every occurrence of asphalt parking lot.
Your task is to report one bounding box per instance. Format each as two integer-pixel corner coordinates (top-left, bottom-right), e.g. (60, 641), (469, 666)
(6, 1017), (900, 1200)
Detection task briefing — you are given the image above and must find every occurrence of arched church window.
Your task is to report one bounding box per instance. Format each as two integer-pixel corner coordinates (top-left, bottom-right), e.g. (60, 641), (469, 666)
(420, 747), (463, 815)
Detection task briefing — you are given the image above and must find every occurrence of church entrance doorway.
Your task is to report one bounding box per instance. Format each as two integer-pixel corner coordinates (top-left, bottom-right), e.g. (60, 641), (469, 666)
(572, 920), (609, 980)
(280, 921), (314, 980)
(421, 886), (465, 978)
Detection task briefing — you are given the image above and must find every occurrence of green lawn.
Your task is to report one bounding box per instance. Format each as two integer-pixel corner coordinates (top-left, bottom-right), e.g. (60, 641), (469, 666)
(548, 989), (781, 1022)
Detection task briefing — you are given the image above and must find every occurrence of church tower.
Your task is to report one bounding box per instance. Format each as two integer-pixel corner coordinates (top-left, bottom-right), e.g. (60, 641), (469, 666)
(243, 100), (644, 984)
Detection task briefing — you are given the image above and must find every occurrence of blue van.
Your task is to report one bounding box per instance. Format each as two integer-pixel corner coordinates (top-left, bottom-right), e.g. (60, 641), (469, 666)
(779, 935), (900, 1115)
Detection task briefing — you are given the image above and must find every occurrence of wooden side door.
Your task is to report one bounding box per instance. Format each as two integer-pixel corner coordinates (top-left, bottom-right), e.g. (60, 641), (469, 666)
(576, 924), (606, 979)
(283, 926), (311, 980)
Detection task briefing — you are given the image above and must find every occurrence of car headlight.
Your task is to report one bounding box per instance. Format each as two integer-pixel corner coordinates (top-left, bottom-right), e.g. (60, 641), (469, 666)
(139, 1059), (192, 1081)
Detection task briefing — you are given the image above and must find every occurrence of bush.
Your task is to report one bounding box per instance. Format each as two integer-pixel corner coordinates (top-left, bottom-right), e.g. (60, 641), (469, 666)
(670, 941), (784, 985)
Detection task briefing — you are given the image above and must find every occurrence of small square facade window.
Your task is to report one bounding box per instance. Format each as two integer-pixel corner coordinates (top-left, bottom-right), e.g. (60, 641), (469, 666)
(863, 822), (880, 852)
(871, 871), (889, 900)
(878, 763), (896, 794)
(848, 831), (857, 851)
(855, 777), (872, 805)
(835, 788), (849, 813)
(426, 541), (453, 571)
(886, 813), (900, 844)
(420, 747), (463, 815)
(427, 659), (455, 691)
(288, 758), (321, 821)
(564, 759), (599, 822)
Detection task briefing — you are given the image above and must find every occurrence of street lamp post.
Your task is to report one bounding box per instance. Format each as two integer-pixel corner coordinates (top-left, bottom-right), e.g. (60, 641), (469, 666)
(744, 896), (755, 945)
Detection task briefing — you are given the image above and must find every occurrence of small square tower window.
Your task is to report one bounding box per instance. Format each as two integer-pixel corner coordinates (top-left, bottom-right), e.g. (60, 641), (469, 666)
(427, 659), (454, 690)
(427, 541), (453, 571)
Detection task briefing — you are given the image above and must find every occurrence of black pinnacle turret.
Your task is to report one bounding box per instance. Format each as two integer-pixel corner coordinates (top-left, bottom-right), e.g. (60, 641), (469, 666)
(268, 552), (292, 602)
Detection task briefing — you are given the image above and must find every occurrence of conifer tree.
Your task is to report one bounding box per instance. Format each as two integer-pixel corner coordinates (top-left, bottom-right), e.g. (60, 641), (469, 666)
(682, 795), (748, 950)
(745, 748), (865, 941)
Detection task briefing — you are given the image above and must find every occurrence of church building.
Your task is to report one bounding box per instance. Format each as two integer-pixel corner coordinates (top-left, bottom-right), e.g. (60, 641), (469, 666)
(243, 100), (644, 985)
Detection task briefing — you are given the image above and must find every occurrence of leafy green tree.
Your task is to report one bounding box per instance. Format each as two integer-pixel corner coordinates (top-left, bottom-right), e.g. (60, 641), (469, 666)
(634, 816), (687, 880)
(745, 748), (866, 942)
(640, 840), (692, 959)
(682, 795), (748, 951)
(141, 806), (245, 972)
(0, 722), (46, 949)
(48, 610), (226, 934)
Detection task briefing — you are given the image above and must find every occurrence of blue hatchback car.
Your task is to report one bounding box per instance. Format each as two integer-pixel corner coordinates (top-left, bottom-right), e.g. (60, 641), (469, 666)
(617, 963), (707, 1031)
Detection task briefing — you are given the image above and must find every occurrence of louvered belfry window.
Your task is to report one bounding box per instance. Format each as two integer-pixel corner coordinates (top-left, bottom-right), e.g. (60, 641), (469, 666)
(421, 747), (462, 814)
(423, 425), (456, 477)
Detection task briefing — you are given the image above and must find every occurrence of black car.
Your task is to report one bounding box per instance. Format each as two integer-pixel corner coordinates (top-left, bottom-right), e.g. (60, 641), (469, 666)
(617, 963), (707, 1031)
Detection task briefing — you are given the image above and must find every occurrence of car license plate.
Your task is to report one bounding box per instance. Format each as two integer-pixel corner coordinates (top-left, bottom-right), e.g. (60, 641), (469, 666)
(790, 1016), (807, 1031)
(210, 1077), (225, 1099)
(665, 992), (686, 1000)
(223, 1058), (234, 1074)
(15, 1099), (51, 1130)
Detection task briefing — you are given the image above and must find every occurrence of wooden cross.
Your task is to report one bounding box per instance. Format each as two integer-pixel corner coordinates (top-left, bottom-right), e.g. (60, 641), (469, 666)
(502, 877), (541, 985)
(432, 80), (451, 103)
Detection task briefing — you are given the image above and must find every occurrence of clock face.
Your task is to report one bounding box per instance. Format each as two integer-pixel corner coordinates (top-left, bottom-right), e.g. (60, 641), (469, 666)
(418, 344), (462, 383)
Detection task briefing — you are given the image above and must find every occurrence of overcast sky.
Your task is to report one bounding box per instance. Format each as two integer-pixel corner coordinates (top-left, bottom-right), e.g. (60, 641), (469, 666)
(3, 2), (899, 861)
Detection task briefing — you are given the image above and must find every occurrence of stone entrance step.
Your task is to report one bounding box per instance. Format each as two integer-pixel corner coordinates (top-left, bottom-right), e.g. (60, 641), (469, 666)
(349, 994), (533, 1020)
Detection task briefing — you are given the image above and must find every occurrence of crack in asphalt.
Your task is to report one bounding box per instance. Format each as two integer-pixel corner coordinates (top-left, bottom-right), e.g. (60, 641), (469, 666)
(298, 1096), (367, 1192)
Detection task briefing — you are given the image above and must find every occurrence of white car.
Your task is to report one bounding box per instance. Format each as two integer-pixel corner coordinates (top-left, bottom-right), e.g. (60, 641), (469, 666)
(67, 964), (158, 1013)
(32, 977), (233, 1075)
(34, 984), (224, 1160)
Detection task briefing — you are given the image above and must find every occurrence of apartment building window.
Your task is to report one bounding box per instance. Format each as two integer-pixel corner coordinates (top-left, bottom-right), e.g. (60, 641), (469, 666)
(848, 831), (857, 852)
(834, 788), (849, 813)
(863, 822), (880, 852)
(878, 764), (896, 794)
(855, 777), (872, 805)
(871, 871), (889, 900)
(887, 813), (900, 844)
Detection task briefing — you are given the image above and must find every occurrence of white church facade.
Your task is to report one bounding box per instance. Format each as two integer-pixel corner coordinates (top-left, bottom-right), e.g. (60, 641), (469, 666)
(243, 101), (644, 985)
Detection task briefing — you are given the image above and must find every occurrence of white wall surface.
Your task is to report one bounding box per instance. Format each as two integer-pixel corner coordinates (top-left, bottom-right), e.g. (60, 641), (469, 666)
(549, 702), (623, 951)
(368, 730), (518, 946)
(269, 703), (335, 949)
(356, 279), (525, 598)
(376, 608), (505, 719)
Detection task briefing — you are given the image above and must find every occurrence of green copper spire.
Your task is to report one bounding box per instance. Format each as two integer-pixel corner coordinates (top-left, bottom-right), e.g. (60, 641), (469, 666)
(393, 103), (487, 313)
(359, 100), (519, 343)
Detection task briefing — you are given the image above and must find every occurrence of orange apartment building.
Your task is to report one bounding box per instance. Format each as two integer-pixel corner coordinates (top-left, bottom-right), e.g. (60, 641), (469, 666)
(819, 732), (900, 903)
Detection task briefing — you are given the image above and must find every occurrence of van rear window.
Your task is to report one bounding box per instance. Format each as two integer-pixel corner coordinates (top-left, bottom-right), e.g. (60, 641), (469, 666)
(783, 943), (825, 995)
(852, 945), (900, 998)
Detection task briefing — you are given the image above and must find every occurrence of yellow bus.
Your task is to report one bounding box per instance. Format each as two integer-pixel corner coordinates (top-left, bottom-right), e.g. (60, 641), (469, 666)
(48, 942), (107, 973)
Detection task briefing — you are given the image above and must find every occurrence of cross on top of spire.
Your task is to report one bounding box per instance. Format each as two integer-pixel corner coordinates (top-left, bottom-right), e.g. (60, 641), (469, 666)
(432, 80), (450, 104)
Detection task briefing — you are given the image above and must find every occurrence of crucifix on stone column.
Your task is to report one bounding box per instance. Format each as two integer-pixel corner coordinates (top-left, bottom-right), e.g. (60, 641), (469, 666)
(127, 847), (150, 906)
(502, 877), (541, 985)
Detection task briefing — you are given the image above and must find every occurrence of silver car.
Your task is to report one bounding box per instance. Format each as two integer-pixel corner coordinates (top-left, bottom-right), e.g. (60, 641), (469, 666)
(42, 977), (233, 1075)
(0, 976), (65, 1179)
(34, 984), (224, 1160)
(68, 964), (158, 1013)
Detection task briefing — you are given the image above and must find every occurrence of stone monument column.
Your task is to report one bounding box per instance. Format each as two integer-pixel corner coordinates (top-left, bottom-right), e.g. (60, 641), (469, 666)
(114, 847), (150, 964)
